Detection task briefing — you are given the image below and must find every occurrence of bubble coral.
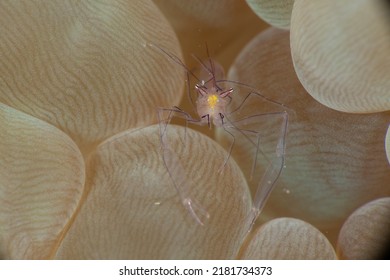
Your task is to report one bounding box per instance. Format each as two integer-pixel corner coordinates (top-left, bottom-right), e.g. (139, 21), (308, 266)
(0, 0), (389, 259)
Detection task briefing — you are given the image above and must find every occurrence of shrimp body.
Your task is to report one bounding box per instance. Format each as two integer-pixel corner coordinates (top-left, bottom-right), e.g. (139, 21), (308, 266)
(150, 43), (289, 231)
(195, 84), (233, 127)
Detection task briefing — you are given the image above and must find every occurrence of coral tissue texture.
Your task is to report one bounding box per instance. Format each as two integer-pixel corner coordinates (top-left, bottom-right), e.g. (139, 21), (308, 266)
(337, 198), (390, 260)
(246, 0), (294, 29)
(0, 0), (183, 153)
(0, 0), (389, 260)
(0, 103), (84, 259)
(240, 218), (336, 259)
(290, 0), (390, 113)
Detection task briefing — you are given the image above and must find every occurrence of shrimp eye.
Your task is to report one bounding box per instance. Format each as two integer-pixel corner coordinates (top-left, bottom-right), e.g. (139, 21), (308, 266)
(219, 88), (233, 98)
(195, 84), (207, 96)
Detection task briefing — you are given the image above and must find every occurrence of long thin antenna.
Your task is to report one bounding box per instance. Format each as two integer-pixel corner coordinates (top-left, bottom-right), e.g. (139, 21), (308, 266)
(148, 43), (201, 82)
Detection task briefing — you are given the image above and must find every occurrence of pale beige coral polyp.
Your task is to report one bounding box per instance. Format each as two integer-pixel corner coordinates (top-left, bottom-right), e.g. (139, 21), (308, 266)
(246, 0), (294, 29)
(0, 103), (84, 259)
(55, 125), (251, 259)
(337, 197), (390, 259)
(0, 0), (183, 152)
(290, 0), (390, 113)
(240, 218), (336, 259)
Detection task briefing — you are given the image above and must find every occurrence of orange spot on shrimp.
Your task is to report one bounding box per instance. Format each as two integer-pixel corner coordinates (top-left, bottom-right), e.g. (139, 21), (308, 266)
(207, 94), (219, 110)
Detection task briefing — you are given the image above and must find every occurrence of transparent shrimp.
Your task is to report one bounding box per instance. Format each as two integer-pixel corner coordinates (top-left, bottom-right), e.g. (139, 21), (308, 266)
(150, 43), (290, 230)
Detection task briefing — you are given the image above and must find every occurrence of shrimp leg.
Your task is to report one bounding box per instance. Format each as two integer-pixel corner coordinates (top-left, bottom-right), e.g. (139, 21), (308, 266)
(230, 111), (288, 232)
(157, 107), (210, 225)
